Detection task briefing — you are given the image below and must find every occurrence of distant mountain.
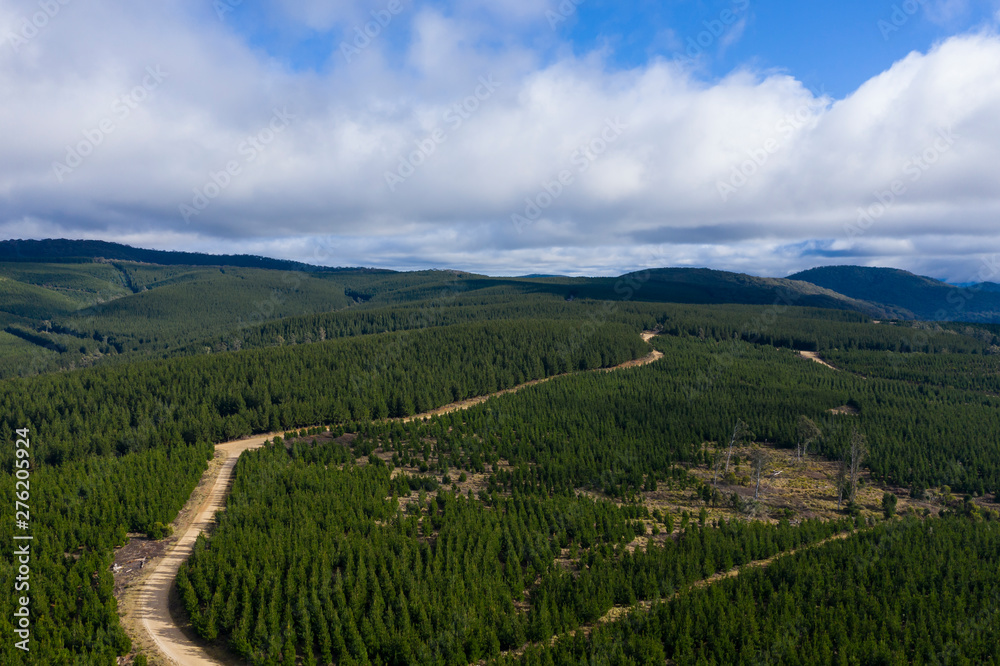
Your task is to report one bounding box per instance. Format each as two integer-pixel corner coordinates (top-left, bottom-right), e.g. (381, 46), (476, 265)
(0, 238), (353, 273)
(9, 239), (1000, 323)
(976, 282), (1000, 293)
(789, 266), (1000, 322)
(610, 267), (906, 319)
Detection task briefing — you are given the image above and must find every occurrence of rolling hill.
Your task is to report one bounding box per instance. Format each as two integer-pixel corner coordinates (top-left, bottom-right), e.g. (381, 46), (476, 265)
(789, 266), (1000, 322)
(4, 239), (1000, 381)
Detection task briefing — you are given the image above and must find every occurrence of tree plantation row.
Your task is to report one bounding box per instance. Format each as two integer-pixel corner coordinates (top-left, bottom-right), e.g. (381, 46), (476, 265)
(0, 320), (646, 468)
(0, 442), (209, 663)
(361, 334), (1000, 497)
(177, 324), (1000, 664)
(0, 299), (998, 663)
(825, 347), (1000, 394)
(502, 516), (1000, 665)
(177, 442), (853, 666)
(7, 263), (996, 383)
(193, 294), (997, 359)
(0, 319), (643, 664)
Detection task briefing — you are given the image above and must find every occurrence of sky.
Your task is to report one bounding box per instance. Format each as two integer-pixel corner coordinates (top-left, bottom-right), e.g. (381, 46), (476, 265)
(1, 0), (999, 280)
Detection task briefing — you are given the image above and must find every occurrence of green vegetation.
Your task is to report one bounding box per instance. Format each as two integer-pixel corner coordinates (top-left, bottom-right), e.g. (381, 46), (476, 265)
(0, 249), (990, 383)
(0, 319), (646, 467)
(0, 274), (87, 319)
(0, 318), (642, 664)
(3, 244), (1000, 664)
(361, 335), (1000, 497)
(57, 264), (358, 355)
(0, 442), (210, 664)
(0, 261), (131, 304)
(826, 348), (1000, 393)
(195, 293), (993, 360)
(176, 440), (850, 665)
(505, 516), (1000, 665)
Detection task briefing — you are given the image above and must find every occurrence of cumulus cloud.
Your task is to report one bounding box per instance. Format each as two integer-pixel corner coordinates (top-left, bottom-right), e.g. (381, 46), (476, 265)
(0, 1), (999, 279)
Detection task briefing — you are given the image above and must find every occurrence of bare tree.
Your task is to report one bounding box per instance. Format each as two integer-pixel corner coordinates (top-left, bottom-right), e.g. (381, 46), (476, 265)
(724, 419), (750, 474)
(711, 449), (725, 489)
(848, 427), (868, 503)
(796, 416), (821, 461)
(836, 455), (848, 510)
(714, 419), (751, 489)
(750, 446), (770, 500)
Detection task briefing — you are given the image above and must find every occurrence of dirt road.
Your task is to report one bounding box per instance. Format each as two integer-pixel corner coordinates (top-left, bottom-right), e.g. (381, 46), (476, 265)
(798, 350), (838, 370)
(401, 333), (662, 423)
(132, 434), (272, 665)
(129, 331), (664, 664)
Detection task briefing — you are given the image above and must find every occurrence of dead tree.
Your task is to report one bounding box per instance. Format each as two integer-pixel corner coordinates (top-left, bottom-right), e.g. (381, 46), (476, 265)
(724, 419), (750, 474)
(714, 419), (750, 489)
(751, 446), (770, 500)
(836, 456), (848, 510)
(848, 427), (868, 504)
(796, 415), (821, 461)
(711, 450), (725, 489)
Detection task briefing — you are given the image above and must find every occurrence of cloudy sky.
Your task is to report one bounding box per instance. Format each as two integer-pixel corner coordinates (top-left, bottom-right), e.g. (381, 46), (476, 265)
(1, 0), (999, 279)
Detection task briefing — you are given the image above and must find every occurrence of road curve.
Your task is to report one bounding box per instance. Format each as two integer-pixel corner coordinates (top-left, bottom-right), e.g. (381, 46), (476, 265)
(137, 434), (272, 665)
(135, 331), (664, 664)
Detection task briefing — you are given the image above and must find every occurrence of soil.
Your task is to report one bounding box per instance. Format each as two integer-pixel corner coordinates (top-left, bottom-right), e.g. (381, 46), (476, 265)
(798, 350), (838, 370)
(116, 434), (272, 665)
(112, 535), (167, 599)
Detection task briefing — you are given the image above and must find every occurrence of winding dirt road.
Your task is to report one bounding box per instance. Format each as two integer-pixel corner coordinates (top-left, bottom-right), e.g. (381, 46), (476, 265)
(401, 339), (663, 423)
(133, 435), (272, 665)
(128, 332), (664, 664)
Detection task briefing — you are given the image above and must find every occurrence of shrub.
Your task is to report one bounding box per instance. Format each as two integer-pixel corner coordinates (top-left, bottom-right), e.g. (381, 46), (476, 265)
(148, 521), (173, 540)
(882, 492), (898, 519)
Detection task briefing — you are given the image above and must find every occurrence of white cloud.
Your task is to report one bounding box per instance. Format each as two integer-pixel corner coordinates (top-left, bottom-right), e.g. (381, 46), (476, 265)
(1, 2), (999, 280)
(924, 0), (971, 26)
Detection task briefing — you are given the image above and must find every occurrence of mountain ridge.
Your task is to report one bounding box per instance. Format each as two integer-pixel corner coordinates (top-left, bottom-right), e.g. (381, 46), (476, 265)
(789, 265), (1000, 322)
(5, 238), (1000, 323)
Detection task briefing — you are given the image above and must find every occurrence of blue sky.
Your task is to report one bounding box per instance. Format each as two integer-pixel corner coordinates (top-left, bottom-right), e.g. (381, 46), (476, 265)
(231, 0), (996, 97)
(2, 0), (1000, 279)
(553, 0), (994, 96)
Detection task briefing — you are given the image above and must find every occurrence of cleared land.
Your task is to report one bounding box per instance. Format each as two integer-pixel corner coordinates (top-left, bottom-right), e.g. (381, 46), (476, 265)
(798, 350), (838, 370)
